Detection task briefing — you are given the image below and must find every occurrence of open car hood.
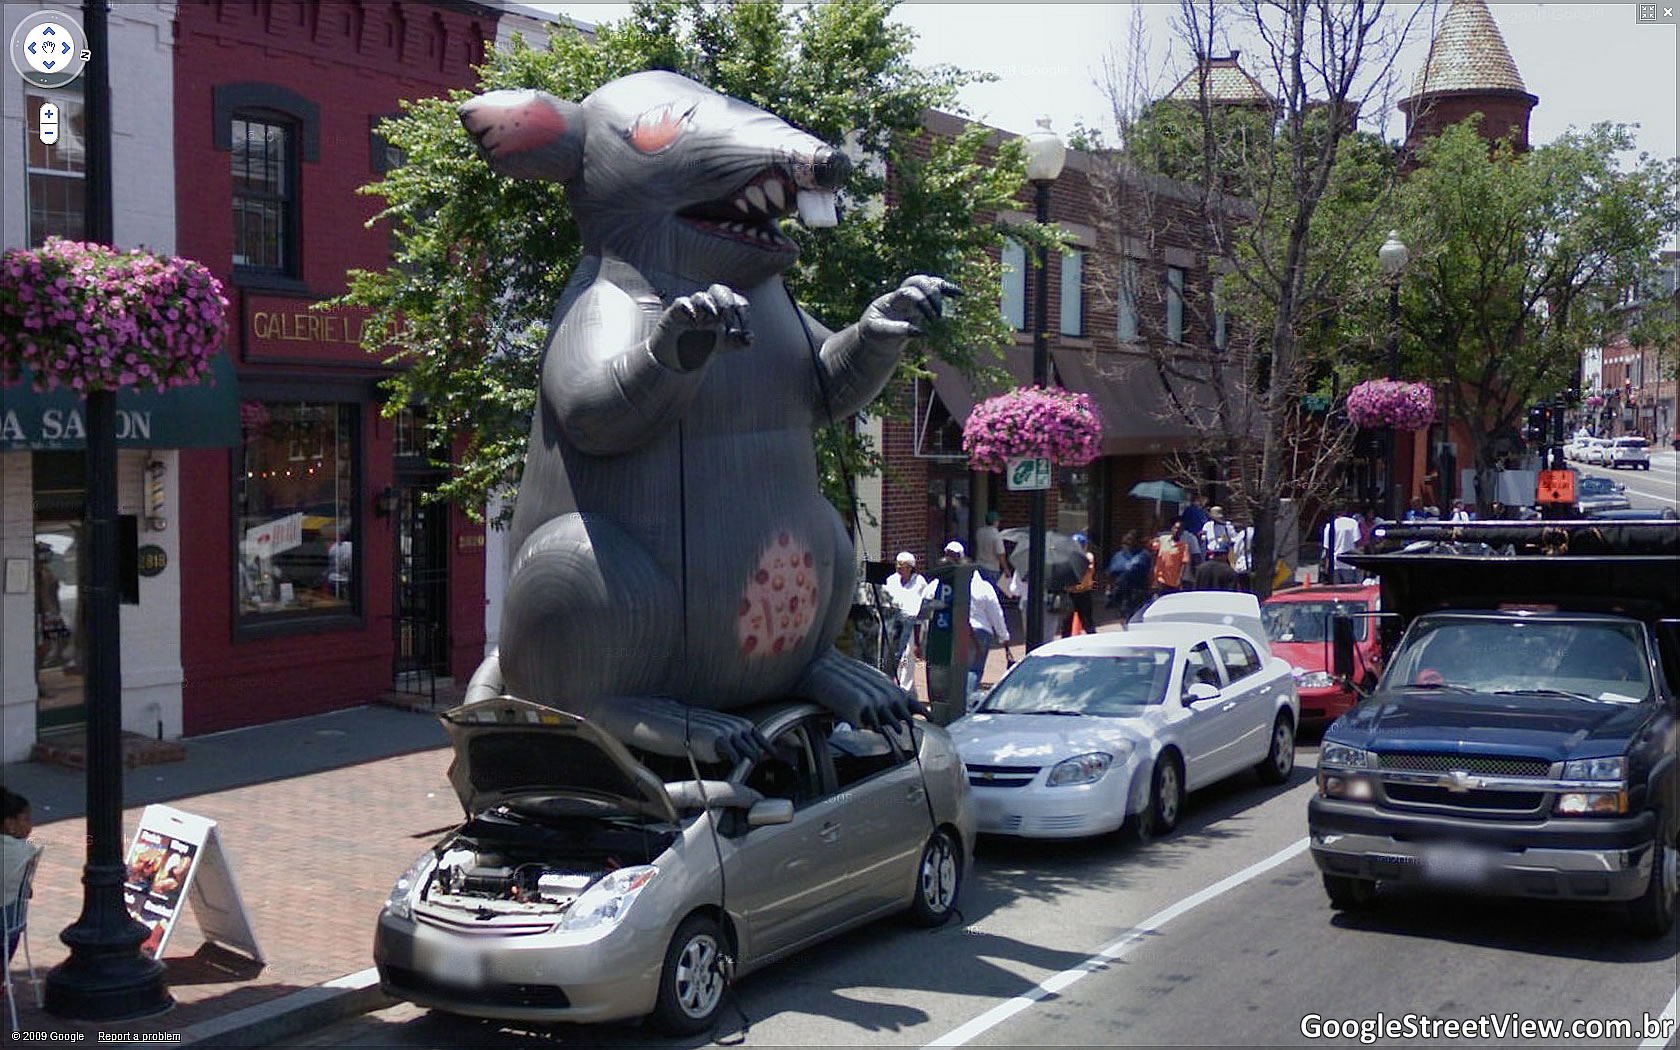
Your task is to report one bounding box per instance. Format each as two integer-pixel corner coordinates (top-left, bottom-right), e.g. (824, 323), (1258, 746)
(440, 697), (679, 824)
(1138, 591), (1271, 657)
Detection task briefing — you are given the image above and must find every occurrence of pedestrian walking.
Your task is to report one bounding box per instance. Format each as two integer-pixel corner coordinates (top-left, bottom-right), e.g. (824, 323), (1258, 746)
(1321, 505), (1362, 584)
(1059, 533), (1097, 637)
(1148, 520), (1191, 599)
(881, 552), (928, 693)
(1105, 531), (1151, 620)
(1229, 517), (1255, 593)
(1192, 544), (1240, 591)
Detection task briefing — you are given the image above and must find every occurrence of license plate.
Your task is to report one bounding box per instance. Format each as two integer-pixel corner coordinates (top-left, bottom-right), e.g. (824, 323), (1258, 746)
(1421, 843), (1491, 887)
(425, 941), (485, 987)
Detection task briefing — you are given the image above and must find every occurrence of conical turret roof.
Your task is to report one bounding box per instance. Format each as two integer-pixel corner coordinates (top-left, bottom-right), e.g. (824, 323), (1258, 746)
(1404, 0), (1532, 102)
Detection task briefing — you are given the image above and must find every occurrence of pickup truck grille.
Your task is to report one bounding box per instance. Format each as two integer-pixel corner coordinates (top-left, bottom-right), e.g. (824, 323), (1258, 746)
(1378, 753), (1551, 778)
(1383, 784), (1546, 813)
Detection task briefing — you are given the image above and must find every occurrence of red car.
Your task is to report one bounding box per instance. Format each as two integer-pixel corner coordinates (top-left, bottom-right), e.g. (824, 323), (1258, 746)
(1260, 584), (1383, 723)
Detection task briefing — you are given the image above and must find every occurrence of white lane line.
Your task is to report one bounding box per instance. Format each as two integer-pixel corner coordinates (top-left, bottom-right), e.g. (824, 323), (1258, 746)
(1638, 983), (1679, 1050)
(923, 836), (1312, 1048)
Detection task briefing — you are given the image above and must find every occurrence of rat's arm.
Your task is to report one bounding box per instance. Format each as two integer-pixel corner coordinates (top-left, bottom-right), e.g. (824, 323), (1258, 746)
(550, 277), (751, 456)
(809, 276), (961, 420)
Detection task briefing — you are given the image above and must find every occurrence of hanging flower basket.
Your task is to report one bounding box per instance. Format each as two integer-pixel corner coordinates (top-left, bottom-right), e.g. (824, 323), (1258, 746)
(1584, 394), (1605, 409)
(0, 236), (227, 394)
(1346, 379), (1435, 431)
(961, 385), (1104, 473)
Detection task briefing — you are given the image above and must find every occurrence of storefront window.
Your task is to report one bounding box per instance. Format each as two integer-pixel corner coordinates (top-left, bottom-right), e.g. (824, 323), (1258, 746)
(236, 401), (358, 623)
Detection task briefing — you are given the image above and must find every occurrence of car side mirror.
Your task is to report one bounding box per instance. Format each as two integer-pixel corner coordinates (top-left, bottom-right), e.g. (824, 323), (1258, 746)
(1186, 682), (1220, 703)
(1332, 614), (1356, 681)
(746, 798), (793, 828)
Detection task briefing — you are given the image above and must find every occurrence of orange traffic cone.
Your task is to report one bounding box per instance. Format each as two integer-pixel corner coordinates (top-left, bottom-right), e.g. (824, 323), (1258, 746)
(1070, 610), (1086, 635)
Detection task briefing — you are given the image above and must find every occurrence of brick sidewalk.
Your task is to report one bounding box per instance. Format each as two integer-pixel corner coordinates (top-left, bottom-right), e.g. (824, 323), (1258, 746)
(2, 701), (462, 1043)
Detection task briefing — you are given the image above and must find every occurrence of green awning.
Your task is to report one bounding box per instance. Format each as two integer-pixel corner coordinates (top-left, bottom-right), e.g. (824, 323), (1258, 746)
(0, 352), (241, 450)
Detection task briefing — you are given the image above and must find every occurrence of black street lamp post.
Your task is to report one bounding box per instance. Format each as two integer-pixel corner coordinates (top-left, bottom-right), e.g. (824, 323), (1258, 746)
(1022, 118), (1064, 651)
(1378, 230), (1410, 521)
(44, 0), (173, 1021)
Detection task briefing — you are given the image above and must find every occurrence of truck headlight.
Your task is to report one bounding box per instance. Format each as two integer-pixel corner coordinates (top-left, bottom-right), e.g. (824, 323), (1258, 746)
(1562, 756), (1625, 781)
(1047, 751), (1116, 787)
(559, 865), (659, 932)
(1319, 742), (1374, 769)
(384, 849), (437, 921)
(1555, 791), (1627, 816)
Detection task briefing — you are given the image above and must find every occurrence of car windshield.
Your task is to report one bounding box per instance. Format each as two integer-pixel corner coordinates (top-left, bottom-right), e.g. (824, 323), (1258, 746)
(1616, 438), (1648, 448)
(1262, 600), (1369, 642)
(978, 649), (1175, 715)
(1384, 618), (1652, 702)
(1578, 476), (1618, 496)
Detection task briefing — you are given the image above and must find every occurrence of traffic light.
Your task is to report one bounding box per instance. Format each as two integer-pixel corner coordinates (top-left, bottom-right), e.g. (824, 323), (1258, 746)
(1524, 403), (1549, 444)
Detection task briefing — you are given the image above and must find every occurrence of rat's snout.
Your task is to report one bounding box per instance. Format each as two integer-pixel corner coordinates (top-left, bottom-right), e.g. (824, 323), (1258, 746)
(810, 147), (851, 191)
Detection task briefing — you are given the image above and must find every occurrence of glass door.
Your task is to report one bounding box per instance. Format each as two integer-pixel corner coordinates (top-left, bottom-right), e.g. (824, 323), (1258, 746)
(33, 452), (86, 730)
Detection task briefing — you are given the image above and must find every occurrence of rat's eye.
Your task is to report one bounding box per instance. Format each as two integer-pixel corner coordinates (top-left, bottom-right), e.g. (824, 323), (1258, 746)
(627, 102), (696, 154)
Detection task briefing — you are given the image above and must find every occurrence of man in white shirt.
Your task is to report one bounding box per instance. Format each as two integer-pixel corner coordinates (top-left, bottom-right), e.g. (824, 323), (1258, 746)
(1200, 506), (1236, 558)
(1322, 506), (1362, 584)
(931, 542), (1010, 707)
(881, 552), (928, 690)
(1228, 516), (1255, 591)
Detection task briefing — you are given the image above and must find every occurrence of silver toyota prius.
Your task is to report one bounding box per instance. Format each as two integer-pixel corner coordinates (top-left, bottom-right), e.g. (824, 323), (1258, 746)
(374, 696), (973, 1033)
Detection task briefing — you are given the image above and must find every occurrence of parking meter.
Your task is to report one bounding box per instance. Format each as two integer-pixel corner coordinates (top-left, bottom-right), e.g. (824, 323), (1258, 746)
(921, 562), (972, 726)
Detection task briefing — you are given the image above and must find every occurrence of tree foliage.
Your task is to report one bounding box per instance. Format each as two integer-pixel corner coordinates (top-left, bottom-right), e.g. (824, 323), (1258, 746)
(336, 0), (1031, 520)
(1395, 120), (1680, 508)
(1094, 0), (1424, 596)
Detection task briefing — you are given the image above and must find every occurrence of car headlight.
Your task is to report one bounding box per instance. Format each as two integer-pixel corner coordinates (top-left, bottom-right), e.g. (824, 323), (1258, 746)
(1046, 750), (1118, 787)
(384, 849), (437, 921)
(1296, 671), (1337, 690)
(558, 865), (659, 932)
(1319, 742), (1374, 769)
(1562, 756), (1625, 781)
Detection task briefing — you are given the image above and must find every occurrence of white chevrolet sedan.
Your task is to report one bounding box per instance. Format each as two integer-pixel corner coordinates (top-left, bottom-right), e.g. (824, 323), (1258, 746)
(949, 593), (1299, 840)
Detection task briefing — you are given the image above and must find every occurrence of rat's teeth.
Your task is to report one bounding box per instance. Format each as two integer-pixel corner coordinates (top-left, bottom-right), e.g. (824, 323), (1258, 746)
(763, 181), (785, 210)
(734, 198), (751, 214)
(796, 190), (837, 228)
(745, 185), (768, 213)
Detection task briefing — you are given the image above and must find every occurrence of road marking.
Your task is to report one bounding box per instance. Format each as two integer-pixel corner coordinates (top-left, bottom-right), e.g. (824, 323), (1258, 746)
(923, 836), (1311, 1048)
(1638, 983), (1679, 1050)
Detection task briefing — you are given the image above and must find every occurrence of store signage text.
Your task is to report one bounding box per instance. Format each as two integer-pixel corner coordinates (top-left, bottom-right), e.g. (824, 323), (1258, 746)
(0, 406), (153, 444)
(245, 296), (405, 355)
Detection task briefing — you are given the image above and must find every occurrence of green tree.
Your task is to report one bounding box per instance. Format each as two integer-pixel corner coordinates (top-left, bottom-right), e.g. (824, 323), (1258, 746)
(1396, 120), (1680, 511)
(337, 0), (1031, 520)
(1093, 1), (1425, 595)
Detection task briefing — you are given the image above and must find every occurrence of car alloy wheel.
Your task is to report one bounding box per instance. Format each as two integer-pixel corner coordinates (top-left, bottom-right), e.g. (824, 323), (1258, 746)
(652, 915), (729, 1034)
(1151, 754), (1183, 835)
(1256, 713), (1295, 785)
(908, 829), (961, 926)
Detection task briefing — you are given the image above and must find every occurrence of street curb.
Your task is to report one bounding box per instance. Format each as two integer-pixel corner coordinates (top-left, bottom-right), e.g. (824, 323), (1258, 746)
(178, 968), (391, 1047)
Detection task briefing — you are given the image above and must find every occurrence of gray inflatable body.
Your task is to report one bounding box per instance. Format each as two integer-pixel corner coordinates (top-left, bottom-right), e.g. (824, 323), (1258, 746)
(459, 72), (953, 761)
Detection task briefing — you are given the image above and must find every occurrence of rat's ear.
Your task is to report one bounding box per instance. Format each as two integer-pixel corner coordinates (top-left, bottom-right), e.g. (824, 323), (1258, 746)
(459, 89), (585, 183)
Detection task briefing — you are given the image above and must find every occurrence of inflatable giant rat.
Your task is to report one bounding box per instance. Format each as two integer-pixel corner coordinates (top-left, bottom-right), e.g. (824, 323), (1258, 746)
(459, 72), (957, 763)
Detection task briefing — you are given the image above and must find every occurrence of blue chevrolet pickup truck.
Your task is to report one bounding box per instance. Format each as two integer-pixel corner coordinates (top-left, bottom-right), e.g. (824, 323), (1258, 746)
(1308, 521), (1680, 937)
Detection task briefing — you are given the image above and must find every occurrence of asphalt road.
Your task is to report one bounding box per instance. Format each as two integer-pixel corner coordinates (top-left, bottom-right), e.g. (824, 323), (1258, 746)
(280, 740), (1680, 1048)
(1577, 447), (1680, 513)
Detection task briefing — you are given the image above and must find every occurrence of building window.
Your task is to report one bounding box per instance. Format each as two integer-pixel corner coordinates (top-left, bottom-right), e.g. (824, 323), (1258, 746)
(25, 91), (86, 246)
(1167, 266), (1186, 344)
(1059, 249), (1085, 337)
(232, 116), (297, 274)
(236, 401), (359, 624)
(1001, 238), (1027, 331)
(1117, 260), (1140, 342)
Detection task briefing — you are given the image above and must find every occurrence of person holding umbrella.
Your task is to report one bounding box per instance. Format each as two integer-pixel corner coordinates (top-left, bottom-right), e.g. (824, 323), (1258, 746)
(1059, 533), (1097, 637)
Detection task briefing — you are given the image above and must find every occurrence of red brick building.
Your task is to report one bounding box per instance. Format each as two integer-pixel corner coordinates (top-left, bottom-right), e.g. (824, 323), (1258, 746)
(172, 1), (507, 734)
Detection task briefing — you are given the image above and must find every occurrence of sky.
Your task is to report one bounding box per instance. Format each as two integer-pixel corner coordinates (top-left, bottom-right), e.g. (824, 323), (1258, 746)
(532, 3), (1678, 165)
